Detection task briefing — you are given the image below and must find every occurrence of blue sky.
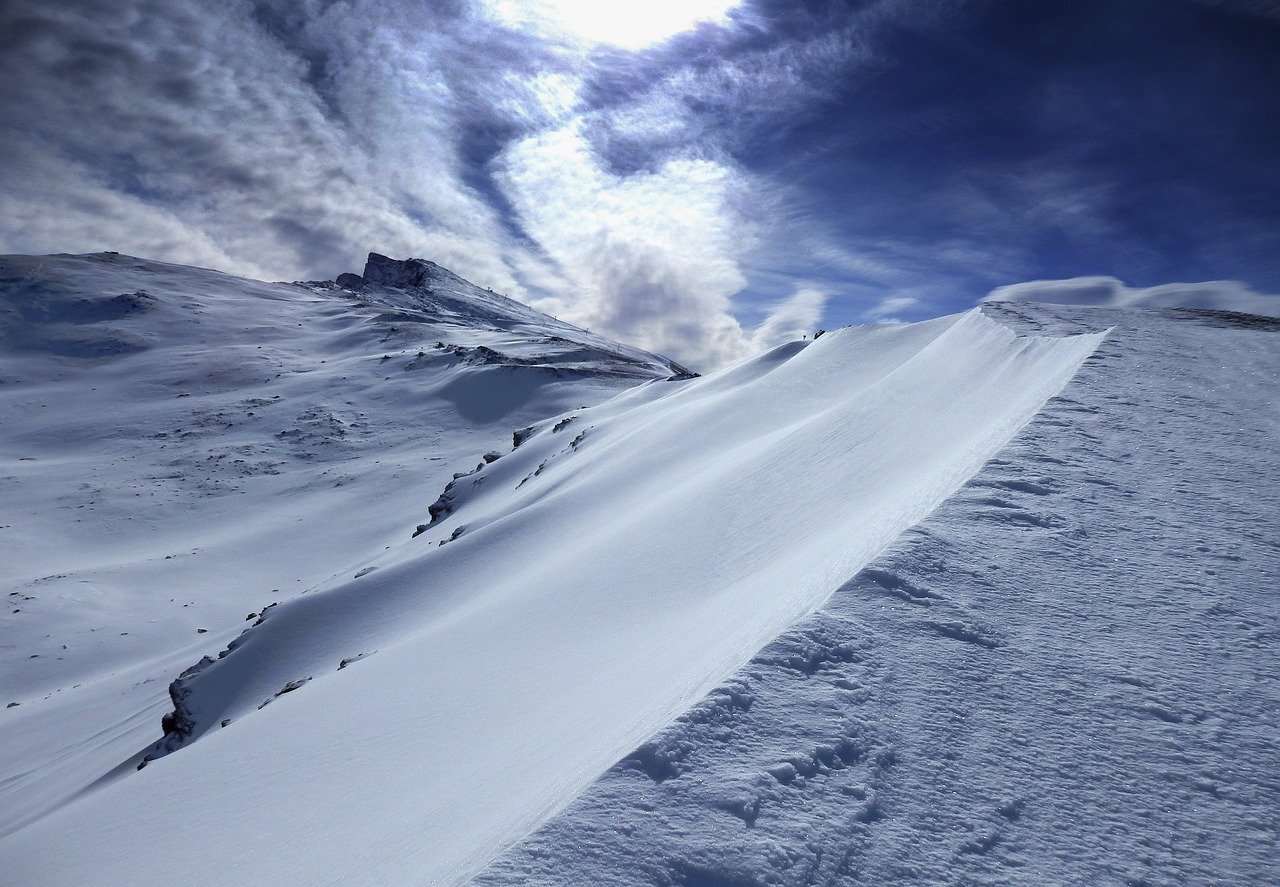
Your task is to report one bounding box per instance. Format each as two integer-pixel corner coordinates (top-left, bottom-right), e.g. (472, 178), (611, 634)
(1, 0), (1277, 366)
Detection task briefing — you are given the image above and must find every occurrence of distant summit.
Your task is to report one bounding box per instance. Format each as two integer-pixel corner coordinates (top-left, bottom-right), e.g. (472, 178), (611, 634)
(337, 252), (459, 292)
(328, 251), (692, 378)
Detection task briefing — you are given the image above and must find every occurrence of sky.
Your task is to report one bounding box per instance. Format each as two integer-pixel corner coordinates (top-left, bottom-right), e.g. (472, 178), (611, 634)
(1, 0), (1278, 368)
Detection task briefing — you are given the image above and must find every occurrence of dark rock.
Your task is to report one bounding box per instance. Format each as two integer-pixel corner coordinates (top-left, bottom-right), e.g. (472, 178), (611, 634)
(276, 677), (311, 696)
(362, 253), (446, 290)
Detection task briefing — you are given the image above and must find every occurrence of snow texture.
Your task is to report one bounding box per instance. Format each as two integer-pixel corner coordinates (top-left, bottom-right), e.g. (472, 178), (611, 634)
(0, 250), (679, 839)
(478, 301), (1280, 887)
(5, 254), (1271, 887)
(0, 272), (1102, 885)
(986, 275), (1280, 318)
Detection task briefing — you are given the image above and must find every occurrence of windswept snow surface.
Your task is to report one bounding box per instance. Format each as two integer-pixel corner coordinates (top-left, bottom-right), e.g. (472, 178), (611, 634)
(0, 300), (1101, 884)
(986, 276), (1280, 318)
(480, 303), (1280, 887)
(0, 251), (680, 840)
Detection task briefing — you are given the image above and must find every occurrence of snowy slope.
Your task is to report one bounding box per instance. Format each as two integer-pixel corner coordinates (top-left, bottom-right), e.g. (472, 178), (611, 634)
(479, 303), (1280, 886)
(986, 275), (1280, 317)
(0, 251), (682, 837)
(0, 302), (1102, 885)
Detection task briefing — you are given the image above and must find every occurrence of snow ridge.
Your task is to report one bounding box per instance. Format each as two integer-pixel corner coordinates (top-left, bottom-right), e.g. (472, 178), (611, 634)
(0, 307), (1103, 886)
(479, 301), (1279, 886)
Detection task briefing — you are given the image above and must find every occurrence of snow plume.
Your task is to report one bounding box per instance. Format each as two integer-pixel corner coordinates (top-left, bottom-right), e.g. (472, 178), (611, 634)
(751, 286), (829, 350)
(498, 124), (821, 369)
(986, 276), (1280, 318)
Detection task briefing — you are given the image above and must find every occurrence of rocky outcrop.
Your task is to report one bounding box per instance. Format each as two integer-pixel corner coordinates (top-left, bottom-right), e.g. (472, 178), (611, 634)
(361, 253), (453, 291)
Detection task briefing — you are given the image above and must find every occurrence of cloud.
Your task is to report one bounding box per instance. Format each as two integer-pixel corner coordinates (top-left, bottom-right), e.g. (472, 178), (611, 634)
(0, 0), (845, 366)
(5, 0), (1276, 366)
(862, 295), (919, 322)
(495, 122), (835, 368)
(0, 144), (256, 276)
(480, 0), (741, 50)
(497, 122), (765, 368)
(0, 0), (537, 288)
(985, 276), (1280, 317)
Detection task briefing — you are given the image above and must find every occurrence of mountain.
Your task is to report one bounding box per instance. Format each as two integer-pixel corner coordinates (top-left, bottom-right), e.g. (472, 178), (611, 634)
(0, 250), (683, 834)
(1, 256), (1276, 887)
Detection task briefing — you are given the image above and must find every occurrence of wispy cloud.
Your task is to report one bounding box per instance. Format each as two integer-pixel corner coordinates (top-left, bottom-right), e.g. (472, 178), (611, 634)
(0, 0), (544, 286)
(0, 0), (852, 366)
(3, 0), (1278, 364)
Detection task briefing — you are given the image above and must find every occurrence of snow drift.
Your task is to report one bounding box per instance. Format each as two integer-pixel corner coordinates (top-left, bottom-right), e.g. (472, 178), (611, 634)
(0, 304), (1103, 885)
(985, 275), (1280, 317)
(0, 250), (680, 838)
(479, 300), (1280, 886)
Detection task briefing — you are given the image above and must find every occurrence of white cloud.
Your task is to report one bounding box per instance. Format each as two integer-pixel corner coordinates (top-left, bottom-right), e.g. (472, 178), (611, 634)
(0, 145), (258, 277)
(985, 276), (1280, 317)
(0, 0), (538, 288)
(496, 123), (754, 367)
(481, 0), (741, 50)
(499, 71), (584, 126)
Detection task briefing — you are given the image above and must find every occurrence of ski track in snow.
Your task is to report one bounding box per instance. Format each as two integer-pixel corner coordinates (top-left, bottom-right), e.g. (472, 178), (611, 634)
(0, 275), (1105, 885)
(477, 302), (1280, 887)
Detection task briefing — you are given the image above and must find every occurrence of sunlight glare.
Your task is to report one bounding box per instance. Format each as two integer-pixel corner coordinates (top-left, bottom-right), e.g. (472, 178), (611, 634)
(488, 0), (740, 49)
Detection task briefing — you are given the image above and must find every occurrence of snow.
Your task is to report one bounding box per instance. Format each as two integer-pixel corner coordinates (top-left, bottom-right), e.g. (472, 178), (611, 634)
(478, 301), (1280, 886)
(0, 250), (679, 838)
(8, 254), (1269, 887)
(0, 267), (1103, 886)
(986, 275), (1280, 318)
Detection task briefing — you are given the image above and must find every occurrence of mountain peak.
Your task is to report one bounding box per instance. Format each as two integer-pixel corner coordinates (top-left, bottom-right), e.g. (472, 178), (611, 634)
(360, 252), (453, 290)
(336, 252), (469, 293)
(327, 251), (691, 378)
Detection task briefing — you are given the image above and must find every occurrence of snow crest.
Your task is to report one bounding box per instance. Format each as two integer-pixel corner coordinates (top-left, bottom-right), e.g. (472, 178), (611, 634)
(0, 308), (1103, 886)
(479, 301), (1280, 886)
